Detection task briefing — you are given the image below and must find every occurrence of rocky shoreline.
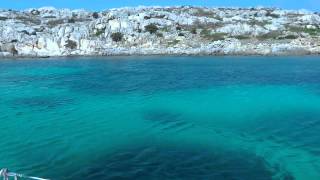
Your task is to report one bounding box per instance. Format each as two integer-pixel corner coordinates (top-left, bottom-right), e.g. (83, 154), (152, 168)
(0, 6), (320, 57)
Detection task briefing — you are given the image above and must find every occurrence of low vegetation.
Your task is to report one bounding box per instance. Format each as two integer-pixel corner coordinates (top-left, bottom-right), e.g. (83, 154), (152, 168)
(167, 39), (180, 46)
(95, 28), (105, 36)
(258, 33), (297, 40)
(0, 17), (8, 21)
(200, 29), (227, 41)
(30, 9), (40, 16)
(92, 12), (99, 19)
(266, 11), (280, 18)
(156, 33), (164, 38)
(111, 32), (123, 42)
(248, 20), (271, 26)
(47, 19), (65, 27)
(160, 26), (170, 32)
(193, 9), (215, 18)
(65, 40), (77, 49)
(190, 28), (197, 34)
(278, 35), (298, 39)
(200, 29), (211, 36)
(288, 26), (320, 36)
(233, 35), (251, 40)
(43, 15), (57, 19)
(15, 15), (42, 25)
(68, 18), (75, 23)
(144, 15), (165, 19)
(145, 24), (159, 34)
(192, 9), (223, 20)
(257, 31), (283, 40)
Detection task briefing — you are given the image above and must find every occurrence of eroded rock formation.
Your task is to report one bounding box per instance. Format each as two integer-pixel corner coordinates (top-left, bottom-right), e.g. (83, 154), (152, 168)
(0, 6), (319, 57)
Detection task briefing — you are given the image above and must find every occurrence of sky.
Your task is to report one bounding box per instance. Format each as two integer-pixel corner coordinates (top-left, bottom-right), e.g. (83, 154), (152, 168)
(0, 0), (319, 11)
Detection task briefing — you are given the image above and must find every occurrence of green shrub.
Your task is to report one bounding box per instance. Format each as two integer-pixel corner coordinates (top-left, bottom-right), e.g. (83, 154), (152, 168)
(47, 19), (65, 27)
(286, 35), (298, 39)
(95, 29), (105, 36)
(248, 20), (271, 26)
(0, 16), (8, 21)
(193, 9), (222, 20)
(167, 39), (180, 46)
(304, 29), (320, 35)
(65, 40), (77, 49)
(144, 15), (165, 19)
(278, 35), (298, 39)
(289, 26), (320, 36)
(31, 9), (40, 15)
(111, 32), (123, 42)
(68, 18), (75, 23)
(15, 16), (41, 25)
(200, 29), (226, 41)
(266, 11), (280, 18)
(156, 33), (164, 38)
(190, 28), (197, 34)
(193, 9), (215, 18)
(257, 31), (282, 40)
(208, 33), (226, 41)
(145, 24), (159, 34)
(233, 35), (251, 40)
(43, 15), (57, 19)
(200, 29), (210, 36)
(161, 26), (169, 32)
(92, 12), (99, 19)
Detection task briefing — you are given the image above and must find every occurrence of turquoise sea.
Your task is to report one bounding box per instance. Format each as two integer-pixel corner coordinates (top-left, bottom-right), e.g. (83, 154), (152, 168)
(1, 56), (320, 180)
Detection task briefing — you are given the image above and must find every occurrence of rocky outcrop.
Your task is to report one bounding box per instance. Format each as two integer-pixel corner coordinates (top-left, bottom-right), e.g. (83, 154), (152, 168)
(0, 6), (320, 57)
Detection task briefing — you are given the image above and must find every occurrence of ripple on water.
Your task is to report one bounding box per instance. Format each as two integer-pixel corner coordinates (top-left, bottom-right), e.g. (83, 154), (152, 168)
(66, 143), (292, 180)
(143, 110), (194, 132)
(10, 96), (74, 110)
(241, 110), (320, 156)
(2, 57), (320, 180)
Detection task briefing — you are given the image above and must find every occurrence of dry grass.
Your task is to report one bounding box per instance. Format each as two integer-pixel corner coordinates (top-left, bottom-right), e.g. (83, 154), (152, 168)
(288, 26), (320, 36)
(200, 29), (227, 41)
(256, 31), (283, 40)
(167, 39), (180, 46)
(15, 15), (41, 25)
(47, 19), (65, 27)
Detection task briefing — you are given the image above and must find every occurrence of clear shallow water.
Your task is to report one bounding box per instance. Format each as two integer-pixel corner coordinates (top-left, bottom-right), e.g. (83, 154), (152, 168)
(1, 56), (320, 179)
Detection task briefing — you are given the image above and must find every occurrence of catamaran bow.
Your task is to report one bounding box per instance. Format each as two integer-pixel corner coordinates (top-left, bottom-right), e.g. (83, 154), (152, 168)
(0, 168), (49, 180)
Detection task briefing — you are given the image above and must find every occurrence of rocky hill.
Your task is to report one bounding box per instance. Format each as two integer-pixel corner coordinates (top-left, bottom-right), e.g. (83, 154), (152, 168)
(0, 6), (320, 57)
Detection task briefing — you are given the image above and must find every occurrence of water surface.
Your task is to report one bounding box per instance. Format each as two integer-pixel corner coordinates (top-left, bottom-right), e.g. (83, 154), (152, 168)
(1, 56), (320, 179)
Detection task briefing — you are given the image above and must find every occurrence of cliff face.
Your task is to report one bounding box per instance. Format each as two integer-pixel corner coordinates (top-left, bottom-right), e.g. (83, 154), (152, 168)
(0, 6), (320, 57)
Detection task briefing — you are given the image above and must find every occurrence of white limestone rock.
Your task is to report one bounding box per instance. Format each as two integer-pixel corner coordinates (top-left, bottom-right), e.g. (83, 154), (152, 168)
(217, 23), (268, 36)
(299, 14), (320, 24)
(0, 6), (319, 57)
